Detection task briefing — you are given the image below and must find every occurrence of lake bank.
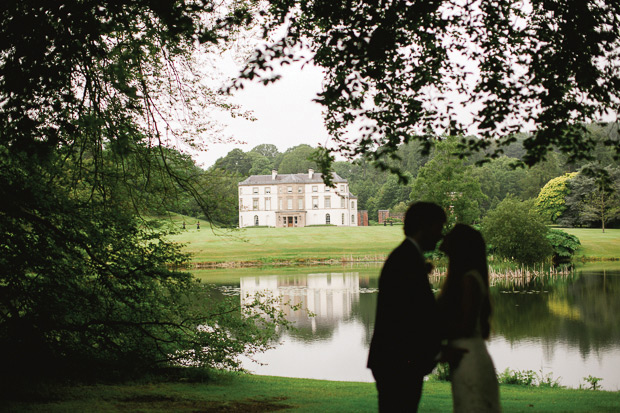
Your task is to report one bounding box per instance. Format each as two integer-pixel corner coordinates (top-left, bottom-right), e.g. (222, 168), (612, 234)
(5, 372), (619, 412)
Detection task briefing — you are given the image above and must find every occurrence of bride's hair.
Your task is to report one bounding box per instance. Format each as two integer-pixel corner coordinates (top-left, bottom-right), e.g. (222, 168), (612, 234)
(438, 224), (492, 339)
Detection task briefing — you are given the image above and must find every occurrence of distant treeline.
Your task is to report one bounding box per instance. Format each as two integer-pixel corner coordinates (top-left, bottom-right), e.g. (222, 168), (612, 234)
(174, 124), (620, 229)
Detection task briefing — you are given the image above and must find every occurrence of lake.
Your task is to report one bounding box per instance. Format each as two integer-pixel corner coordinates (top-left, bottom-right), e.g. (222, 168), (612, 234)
(194, 263), (620, 391)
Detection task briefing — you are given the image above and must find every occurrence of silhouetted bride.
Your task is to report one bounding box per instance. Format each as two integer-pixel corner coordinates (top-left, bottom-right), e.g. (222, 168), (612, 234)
(438, 224), (501, 412)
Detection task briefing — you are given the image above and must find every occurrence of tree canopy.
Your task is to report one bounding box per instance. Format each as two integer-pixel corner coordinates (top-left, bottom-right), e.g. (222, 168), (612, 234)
(409, 138), (486, 225)
(234, 0), (620, 181)
(250, 144), (280, 160)
(536, 172), (578, 223)
(0, 0), (285, 381)
(277, 144), (319, 174)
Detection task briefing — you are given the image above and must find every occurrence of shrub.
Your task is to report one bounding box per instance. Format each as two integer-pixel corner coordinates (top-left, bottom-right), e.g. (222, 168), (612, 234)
(429, 363), (451, 382)
(497, 368), (537, 386)
(497, 369), (564, 388)
(582, 375), (603, 390)
(482, 197), (553, 265)
(546, 229), (581, 263)
(1, 189), (292, 382)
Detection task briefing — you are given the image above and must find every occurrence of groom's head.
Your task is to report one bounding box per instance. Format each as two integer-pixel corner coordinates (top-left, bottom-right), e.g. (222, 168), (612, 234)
(404, 202), (446, 251)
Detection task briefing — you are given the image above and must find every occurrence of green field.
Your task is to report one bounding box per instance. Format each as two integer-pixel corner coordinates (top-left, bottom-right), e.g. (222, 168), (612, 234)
(167, 217), (620, 263)
(5, 373), (619, 412)
(169, 223), (404, 263)
(560, 228), (620, 260)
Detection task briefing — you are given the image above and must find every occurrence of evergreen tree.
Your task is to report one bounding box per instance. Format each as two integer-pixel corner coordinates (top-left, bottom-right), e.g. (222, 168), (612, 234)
(561, 166), (620, 231)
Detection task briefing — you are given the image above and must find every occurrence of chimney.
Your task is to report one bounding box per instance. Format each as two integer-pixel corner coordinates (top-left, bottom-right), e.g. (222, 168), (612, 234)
(272, 170), (277, 180)
(308, 168), (314, 179)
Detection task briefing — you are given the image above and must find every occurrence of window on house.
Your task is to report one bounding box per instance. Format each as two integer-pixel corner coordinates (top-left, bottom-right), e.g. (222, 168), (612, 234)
(326, 214), (331, 225)
(265, 187), (271, 194)
(325, 196), (331, 208)
(341, 198), (345, 208)
(312, 185), (318, 192)
(298, 198), (303, 210)
(351, 215), (355, 224)
(340, 185), (345, 192)
(326, 186), (330, 192)
(254, 215), (259, 226)
(253, 187), (258, 194)
(298, 187), (303, 193)
(279, 199), (283, 210)
(239, 188), (243, 194)
(351, 201), (355, 209)
(253, 199), (259, 210)
(342, 213), (345, 224)
(287, 198), (293, 210)
(265, 198), (271, 210)
(239, 199), (243, 209)
(312, 197), (319, 209)
(287, 186), (292, 193)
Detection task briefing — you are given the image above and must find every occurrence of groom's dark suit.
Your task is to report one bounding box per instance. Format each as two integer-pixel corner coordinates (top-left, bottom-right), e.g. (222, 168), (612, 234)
(367, 238), (441, 411)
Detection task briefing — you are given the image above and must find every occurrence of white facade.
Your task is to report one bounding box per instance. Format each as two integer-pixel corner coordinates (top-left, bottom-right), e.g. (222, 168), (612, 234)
(238, 169), (358, 228)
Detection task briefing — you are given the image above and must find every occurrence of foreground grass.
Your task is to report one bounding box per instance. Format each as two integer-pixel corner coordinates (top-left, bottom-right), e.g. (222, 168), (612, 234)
(5, 373), (619, 412)
(166, 216), (620, 263)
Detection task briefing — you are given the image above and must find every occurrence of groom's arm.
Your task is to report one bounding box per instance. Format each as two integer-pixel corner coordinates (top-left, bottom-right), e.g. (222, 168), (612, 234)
(437, 344), (468, 365)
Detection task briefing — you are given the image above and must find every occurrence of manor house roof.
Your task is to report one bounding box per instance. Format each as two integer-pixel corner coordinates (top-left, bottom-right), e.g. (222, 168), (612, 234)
(239, 170), (348, 186)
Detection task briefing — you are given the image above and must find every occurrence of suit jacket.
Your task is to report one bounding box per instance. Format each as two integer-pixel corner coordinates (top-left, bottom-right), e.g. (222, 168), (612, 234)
(367, 239), (440, 376)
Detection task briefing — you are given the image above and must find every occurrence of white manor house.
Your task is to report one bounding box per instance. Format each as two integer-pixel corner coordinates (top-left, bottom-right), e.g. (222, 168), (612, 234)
(238, 169), (358, 228)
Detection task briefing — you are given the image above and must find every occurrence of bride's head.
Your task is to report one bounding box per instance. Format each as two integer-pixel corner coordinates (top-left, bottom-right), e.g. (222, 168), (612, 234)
(440, 224), (487, 275)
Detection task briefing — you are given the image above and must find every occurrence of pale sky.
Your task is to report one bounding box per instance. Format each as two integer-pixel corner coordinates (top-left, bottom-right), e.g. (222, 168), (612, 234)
(193, 44), (617, 170)
(196, 62), (330, 168)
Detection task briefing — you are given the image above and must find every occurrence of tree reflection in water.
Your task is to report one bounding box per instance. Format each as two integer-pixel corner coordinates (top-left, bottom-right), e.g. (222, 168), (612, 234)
(491, 269), (620, 357)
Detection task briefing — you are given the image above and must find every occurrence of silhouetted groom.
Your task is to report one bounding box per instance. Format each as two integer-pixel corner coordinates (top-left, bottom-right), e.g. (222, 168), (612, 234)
(367, 202), (446, 412)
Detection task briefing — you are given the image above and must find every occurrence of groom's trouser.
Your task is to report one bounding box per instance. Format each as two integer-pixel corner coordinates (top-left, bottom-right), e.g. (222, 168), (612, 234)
(372, 366), (424, 412)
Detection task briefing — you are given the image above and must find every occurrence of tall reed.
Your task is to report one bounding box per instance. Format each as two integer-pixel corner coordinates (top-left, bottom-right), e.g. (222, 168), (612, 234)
(429, 264), (574, 287)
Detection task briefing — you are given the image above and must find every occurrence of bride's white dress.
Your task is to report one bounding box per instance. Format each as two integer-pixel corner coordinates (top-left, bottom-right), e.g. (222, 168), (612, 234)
(448, 271), (501, 412)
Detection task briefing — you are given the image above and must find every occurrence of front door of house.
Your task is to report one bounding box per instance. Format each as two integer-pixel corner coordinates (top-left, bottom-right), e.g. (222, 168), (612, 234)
(287, 216), (293, 227)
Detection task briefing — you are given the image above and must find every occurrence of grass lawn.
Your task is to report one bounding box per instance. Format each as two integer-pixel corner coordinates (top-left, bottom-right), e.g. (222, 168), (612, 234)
(5, 373), (619, 412)
(166, 215), (620, 263)
(168, 222), (404, 263)
(559, 228), (620, 260)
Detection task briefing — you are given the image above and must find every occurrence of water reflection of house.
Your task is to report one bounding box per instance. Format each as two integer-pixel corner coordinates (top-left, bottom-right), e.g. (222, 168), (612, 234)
(240, 273), (360, 334)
